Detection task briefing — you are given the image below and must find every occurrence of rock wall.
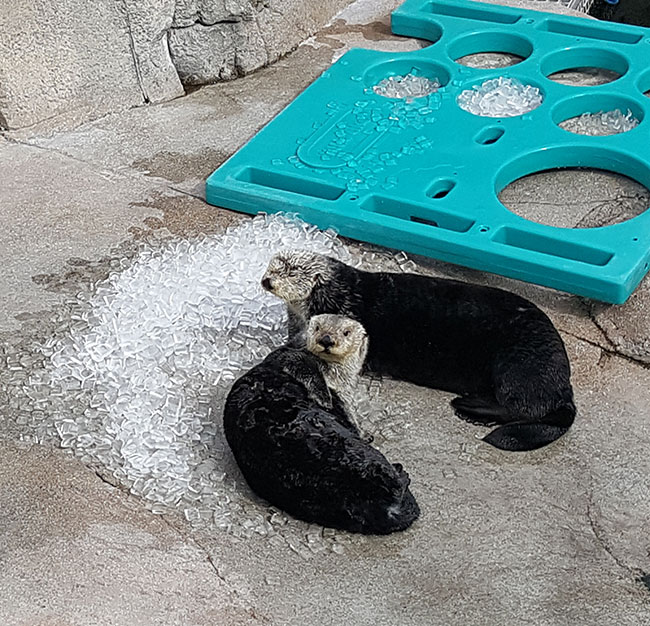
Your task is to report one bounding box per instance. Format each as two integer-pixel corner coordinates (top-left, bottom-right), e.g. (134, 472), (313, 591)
(168, 0), (357, 84)
(0, 0), (352, 130)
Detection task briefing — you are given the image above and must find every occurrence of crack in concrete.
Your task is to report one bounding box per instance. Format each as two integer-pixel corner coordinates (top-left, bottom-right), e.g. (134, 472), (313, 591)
(574, 194), (649, 229)
(156, 513), (244, 597)
(1, 132), (192, 207)
(510, 195), (647, 207)
(93, 467), (122, 491)
(586, 490), (641, 579)
(560, 328), (650, 372)
(584, 308), (618, 350)
(585, 307), (650, 369)
(0, 134), (111, 172)
(0, 109), (77, 134)
(0, 101), (132, 136)
(588, 309), (616, 346)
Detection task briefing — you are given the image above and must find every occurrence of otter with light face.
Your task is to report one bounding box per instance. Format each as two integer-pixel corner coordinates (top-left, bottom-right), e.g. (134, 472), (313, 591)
(304, 314), (367, 423)
(262, 251), (576, 452)
(223, 313), (419, 535)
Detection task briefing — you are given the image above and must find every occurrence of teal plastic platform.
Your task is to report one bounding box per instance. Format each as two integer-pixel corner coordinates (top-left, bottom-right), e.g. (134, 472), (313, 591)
(205, 0), (650, 304)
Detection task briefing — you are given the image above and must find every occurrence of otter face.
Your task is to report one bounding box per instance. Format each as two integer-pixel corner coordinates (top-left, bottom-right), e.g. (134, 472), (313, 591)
(261, 251), (330, 304)
(306, 314), (367, 365)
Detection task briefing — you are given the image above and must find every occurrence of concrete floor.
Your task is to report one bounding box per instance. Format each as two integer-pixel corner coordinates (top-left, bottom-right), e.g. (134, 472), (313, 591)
(2, 0), (650, 624)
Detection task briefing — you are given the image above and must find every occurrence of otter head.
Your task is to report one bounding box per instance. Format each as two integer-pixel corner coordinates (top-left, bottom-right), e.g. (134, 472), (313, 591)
(261, 251), (333, 304)
(306, 314), (368, 368)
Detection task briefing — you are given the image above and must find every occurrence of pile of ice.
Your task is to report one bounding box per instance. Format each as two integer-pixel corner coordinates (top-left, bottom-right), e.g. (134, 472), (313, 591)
(457, 77), (543, 117)
(11, 213), (410, 557)
(559, 108), (639, 136)
(373, 73), (440, 101)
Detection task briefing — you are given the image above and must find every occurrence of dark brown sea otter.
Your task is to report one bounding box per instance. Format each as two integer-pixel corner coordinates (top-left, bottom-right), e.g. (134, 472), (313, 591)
(262, 251), (576, 452)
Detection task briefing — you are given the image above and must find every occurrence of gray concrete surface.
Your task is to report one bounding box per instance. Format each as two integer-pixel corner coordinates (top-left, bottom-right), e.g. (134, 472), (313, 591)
(0, 441), (260, 626)
(1, 0), (650, 624)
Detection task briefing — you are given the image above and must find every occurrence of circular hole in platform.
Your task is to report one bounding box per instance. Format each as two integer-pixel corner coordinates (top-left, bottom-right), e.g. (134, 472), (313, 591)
(496, 148), (650, 229)
(457, 76), (543, 117)
(541, 47), (628, 86)
(448, 32), (533, 69)
(553, 94), (643, 136)
(366, 59), (450, 99)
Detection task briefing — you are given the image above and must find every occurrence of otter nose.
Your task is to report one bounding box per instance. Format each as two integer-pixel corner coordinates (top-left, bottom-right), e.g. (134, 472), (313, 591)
(261, 277), (273, 291)
(318, 335), (335, 349)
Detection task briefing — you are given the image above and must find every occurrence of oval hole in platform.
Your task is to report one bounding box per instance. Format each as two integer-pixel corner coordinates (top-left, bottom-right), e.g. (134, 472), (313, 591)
(475, 126), (505, 145)
(449, 32), (532, 69)
(553, 94), (643, 136)
(497, 149), (650, 229)
(427, 178), (456, 199)
(365, 59), (450, 98)
(541, 47), (628, 86)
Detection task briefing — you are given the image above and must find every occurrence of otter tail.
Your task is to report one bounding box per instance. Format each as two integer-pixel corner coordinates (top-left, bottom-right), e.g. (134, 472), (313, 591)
(452, 396), (576, 452)
(483, 402), (575, 451)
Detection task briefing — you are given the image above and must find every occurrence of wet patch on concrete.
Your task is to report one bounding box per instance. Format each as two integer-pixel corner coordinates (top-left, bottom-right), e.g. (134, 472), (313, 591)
(132, 148), (230, 184)
(313, 18), (419, 49)
(130, 191), (245, 239)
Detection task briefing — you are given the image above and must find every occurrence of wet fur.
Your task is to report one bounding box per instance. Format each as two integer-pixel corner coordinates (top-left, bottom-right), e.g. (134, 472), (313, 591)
(263, 253), (576, 452)
(223, 345), (420, 534)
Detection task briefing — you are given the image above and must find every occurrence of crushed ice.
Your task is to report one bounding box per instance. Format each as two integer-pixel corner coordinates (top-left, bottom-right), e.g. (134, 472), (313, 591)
(5, 213), (412, 557)
(373, 73), (441, 101)
(457, 77), (543, 117)
(559, 109), (639, 136)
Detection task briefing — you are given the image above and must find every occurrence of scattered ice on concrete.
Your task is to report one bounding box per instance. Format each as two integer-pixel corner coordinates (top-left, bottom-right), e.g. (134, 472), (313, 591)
(559, 109), (639, 136)
(296, 94), (438, 194)
(457, 77), (543, 117)
(5, 213), (412, 557)
(373, 73), (440, 101)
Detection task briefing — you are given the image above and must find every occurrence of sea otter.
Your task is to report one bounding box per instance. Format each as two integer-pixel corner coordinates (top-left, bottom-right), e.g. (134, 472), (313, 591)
(223, 314), (420, 534)
(261, 251), (576, 452)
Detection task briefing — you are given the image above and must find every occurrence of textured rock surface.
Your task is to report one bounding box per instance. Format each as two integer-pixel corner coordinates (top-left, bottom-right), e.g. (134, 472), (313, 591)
(0, 0), (352, 131)
(168, 0), (354, 84)
(0, 1), (145, 130)
(123, 0), (185, 103)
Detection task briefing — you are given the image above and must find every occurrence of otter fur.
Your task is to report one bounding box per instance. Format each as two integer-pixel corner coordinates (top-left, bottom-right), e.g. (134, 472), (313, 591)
(261, 251), (576, 452)
(223, 314), (420, 534)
